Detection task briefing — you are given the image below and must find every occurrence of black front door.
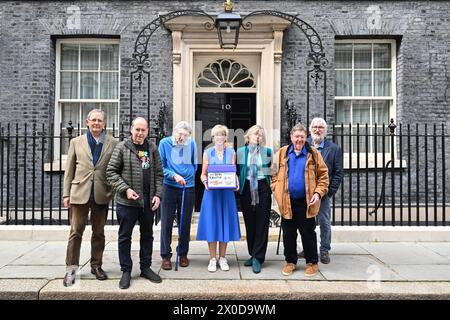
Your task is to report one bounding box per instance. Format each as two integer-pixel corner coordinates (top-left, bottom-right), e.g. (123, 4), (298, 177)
(194, 93), (256, 211)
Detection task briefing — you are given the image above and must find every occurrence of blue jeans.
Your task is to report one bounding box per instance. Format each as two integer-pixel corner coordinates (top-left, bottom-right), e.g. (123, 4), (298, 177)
(116, 195), (154, 272)
(317, 195), (331, 252)
(160, 185), (195, 259)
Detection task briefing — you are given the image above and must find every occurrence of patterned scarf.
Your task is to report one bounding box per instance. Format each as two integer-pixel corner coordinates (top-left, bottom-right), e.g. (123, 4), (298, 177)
(86, 129), (105, 166)
(248, 144), (260, 206)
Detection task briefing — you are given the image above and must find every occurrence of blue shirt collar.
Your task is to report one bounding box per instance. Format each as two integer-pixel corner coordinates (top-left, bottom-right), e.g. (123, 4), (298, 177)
(317, 139), (325, 150)
(307, 137), (325, 150)
(171, 136), (189, 146)
(288, 144), (307, 156)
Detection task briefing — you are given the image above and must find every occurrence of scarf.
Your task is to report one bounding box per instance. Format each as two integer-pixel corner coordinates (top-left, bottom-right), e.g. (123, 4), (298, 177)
(248, 144), (260, 206)
(86, 129), (105, 166)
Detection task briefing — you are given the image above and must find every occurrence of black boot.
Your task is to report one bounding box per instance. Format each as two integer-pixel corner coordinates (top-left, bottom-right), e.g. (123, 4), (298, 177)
(119, 271), (131, 289)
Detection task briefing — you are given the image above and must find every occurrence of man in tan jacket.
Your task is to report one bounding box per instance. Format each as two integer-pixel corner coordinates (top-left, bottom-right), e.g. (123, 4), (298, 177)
(271, 123), (329, 277)
(62, 109), (118, 287)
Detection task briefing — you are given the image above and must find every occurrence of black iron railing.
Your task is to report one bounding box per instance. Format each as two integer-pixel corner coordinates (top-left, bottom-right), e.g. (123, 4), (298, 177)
(0, 121), (448, 226)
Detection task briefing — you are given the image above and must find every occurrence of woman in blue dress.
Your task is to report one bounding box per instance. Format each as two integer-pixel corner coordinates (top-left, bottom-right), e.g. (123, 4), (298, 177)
(196, 124), (241, 272)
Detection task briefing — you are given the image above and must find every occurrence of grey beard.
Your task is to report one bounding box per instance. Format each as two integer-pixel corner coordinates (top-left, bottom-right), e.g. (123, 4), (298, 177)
(312, 134), (324, 144)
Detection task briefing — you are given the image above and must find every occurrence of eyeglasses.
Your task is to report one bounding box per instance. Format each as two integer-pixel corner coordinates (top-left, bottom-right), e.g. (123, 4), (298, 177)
(88, 118), (104, 123)
(312, 126), (325, 130)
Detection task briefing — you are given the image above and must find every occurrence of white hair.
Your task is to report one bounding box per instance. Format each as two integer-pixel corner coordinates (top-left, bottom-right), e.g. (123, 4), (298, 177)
(172, 121), (192, 136)
(309, 117), (328, 137)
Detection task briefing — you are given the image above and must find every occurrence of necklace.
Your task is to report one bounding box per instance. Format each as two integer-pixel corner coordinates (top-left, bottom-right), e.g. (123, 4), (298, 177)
(215, 146), (225, 160)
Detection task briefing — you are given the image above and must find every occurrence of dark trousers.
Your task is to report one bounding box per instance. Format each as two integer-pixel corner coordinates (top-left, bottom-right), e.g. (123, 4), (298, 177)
(65, 200), (108, 268)
(239, 179), (272, 264)
(160, 185), (195, 259)
(282, 198), (318, 264)
(116, 195), (154, 272)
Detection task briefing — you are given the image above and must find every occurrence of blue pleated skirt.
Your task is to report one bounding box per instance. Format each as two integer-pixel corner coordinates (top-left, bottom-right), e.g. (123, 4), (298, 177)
(196, 189), (241, 243)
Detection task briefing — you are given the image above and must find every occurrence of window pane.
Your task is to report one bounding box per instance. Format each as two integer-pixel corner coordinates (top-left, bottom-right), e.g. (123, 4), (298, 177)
(352, 100), (370, 125)
(354, 71), (371, 96)
(374, 44), (391, 68)
(374, 70), (391, 96)
(81, 102), (101, 124)
(335, 70), (351, 96)
(354, 44), (371, 69)
(80, 72), (98, 99)
(61, 102), (80, 128)
(60, 72), (78, 99)
(80, 44), (99, 70)
(100, 72), (118, 99)
(61, 44), (78, 70)
(335, 100), (351, 124)
(100, 44), (119, 71)
(372, 100), (389, 124)
(102, 102), (119, 128)
(335, 44), (352, 68)
(61, 102), (80, 152)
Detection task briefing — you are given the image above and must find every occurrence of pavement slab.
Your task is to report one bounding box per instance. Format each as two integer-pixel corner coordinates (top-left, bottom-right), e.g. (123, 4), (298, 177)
(318, 255), (404, 281)
(0, 241), (45, 268)
(389, 265), (450, 281)
(9, 241), (89, 266)
(359, 242), (450, 265)
(419, 243), (450, 258)
(0, 265), (66, 279)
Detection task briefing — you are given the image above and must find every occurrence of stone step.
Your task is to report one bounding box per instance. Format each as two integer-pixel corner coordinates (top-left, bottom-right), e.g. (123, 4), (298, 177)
(5, 279), (450, 300)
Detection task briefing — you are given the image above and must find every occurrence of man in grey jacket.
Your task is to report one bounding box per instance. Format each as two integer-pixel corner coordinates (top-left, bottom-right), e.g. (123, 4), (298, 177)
(106, 117), (164, 289)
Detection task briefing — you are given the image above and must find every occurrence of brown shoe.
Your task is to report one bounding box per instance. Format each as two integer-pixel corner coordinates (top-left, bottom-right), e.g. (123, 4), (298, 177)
(305, 263), (319, 277)
(162, 259), (172, 270)
(179, 256), (189, 267)
(282, 262), (296, 276)
(91, 267), (108, 280)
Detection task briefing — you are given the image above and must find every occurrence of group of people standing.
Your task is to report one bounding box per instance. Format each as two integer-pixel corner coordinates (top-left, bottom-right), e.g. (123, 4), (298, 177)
(62, 108), (343, 289)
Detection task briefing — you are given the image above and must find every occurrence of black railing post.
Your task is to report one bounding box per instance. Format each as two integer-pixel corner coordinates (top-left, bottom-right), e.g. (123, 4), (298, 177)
(0, 125), (3, 220)
(442, 123), (446, 226)
(6, 124), (10, 224)
(23, 123), (27, 225)
(433, 123), (438, 226)
(32, 124), (36, 225)
(388, 119), (397, 226)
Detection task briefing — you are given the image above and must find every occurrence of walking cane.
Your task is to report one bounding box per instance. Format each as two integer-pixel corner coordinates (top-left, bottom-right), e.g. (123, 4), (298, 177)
(276, 222), (282, 255)
(175, 186), (186, 271)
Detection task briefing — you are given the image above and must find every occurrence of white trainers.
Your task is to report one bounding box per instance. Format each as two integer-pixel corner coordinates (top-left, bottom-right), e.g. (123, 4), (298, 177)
(208, 258), (217, 272)
(218, 257), (230, 271)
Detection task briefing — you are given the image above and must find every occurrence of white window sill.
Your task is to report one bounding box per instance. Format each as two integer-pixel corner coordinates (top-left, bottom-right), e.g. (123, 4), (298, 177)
(44, 158), (67, 172)
(343, 154), (407, 169)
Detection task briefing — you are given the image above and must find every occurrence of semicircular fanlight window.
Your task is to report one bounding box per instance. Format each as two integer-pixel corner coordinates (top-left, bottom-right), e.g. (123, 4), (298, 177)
(197, 59), (255, 88)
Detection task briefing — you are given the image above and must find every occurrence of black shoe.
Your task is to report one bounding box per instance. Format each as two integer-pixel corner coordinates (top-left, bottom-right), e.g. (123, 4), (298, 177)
(320, 251), (330, 264)
(243, 258), (252, 267)
(140, 268), (162, 283)
(298, 251), (305, 259)
(119, 271), (131, 289)
(63, 270), (76, 287)
(91, 267), (108, 280)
